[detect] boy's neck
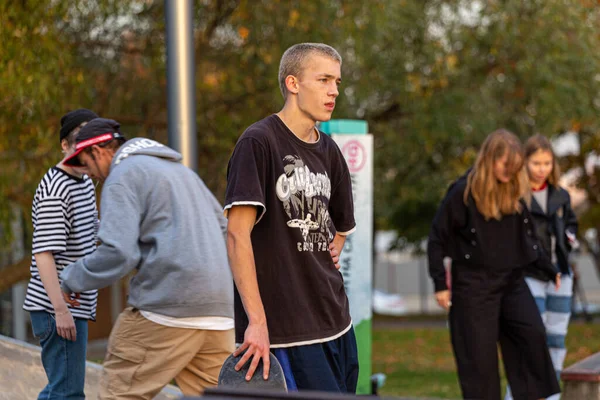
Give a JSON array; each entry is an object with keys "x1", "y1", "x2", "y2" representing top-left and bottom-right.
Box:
[
  {"x1": 57, "y1": 161, "x2": 83, "y2": 179},
  {"x1": 277, "y1": 104, "x2": 319, "y2": 143}
]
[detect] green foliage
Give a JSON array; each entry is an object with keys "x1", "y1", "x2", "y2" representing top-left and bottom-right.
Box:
[
  {"x1": 368, "y1": 0, "x2": 600, "y2": 244},
  {"x1": 1, "y1": 2, "x2": 81, "y2": 243},
  {"x1": 2, "y1": 0, "x2": 600, "y2": 248}
]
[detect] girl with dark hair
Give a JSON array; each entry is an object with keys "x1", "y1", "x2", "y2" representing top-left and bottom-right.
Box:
[{"x1": 505, "y1": 134, "x2": 578, "y2": 400}]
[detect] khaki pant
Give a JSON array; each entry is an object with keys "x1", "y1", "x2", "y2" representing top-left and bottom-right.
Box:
[{"x1": 99, "y1": 307, "x2": 234, "y2": 399}]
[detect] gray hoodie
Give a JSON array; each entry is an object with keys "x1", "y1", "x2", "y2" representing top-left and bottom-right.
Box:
[{"x1": 61, "y1": 138, "x2": 233, "y2": 318}]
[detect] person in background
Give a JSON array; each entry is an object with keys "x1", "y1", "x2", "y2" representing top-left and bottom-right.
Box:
[
  {"x1": 505, "y1": 134, "x2": 578, "y2": 400},
  {"x1": 428, "y1": 129, "x2": 561, "y2": 400},
  {"x1": 23, "y1": 109, "x2": 100, "y2": 400}
]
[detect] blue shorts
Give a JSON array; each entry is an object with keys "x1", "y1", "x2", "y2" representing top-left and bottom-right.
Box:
[{"x1": 273, "y1": 326, "x2": 359, "y2": 393}]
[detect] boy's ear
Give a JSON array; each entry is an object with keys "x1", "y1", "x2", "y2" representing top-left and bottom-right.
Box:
[
  {"x1": 60, "y1": 138, "x2": 70, "y2": 152},
  {"x1": 285, "y1": 75, "x2": 299, "y2": 94}
]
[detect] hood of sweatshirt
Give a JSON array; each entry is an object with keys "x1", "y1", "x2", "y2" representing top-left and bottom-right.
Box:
[{"x1": 112, "y1": 137, "x2": 183, "y2": 169}]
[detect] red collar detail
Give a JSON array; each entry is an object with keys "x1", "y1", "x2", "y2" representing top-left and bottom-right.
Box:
[{"x1": 532, "y1": 181, "x2": 548, "y2": 192}]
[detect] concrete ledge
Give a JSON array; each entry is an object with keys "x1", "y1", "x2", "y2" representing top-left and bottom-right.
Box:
[
  {"x1": 201, "y1": 387, "x2": 434, "y2": 399},
  {"x1": 562, "y1": 352, "x2": 600, "y2": 382},
  {"x1": 0, "y1": 334, "x2": 182, "y2": 399},
  {"x1": 562, "y1": 352, "x2": 600, "y2": 400}
]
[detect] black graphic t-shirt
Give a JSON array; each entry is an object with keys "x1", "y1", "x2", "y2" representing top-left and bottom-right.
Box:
[{"x1": 225, "y1": 114, "x2": 356, "y2": 347}]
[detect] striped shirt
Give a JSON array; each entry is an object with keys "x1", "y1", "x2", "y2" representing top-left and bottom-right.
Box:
[{"x1": 23, "y1": 167, "x2": 99, "y2": 320}]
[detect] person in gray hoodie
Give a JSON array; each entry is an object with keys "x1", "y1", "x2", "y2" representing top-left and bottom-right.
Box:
[{"x1": 60, "y1": 118, "x2": 234, "y2": 399}]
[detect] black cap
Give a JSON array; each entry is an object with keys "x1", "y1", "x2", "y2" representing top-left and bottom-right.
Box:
[
  {"x1": 59, "y1": 109, "x2": 98, "y2": 142},
  {"x1": 63, "y1": 118, "x2": 125, "y2": 167}
]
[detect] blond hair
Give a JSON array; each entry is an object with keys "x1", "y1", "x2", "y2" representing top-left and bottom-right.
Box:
[
  {"x1": 465, "y1": 129, "x2": 529, "y2": 220},
  {"x1": 278, "y1": 43, "x2": 342, "y2": 99},
  {"x1": 524, "y1": 134, "x2": 560, "y2": 186}
]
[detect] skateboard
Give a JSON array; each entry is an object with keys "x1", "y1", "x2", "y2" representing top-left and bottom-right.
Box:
[{"x1": 217, "y1": 349, "x2": 287, "y2": 392}]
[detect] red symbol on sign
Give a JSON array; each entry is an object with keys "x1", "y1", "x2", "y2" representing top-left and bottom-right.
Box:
[{"x1": 342, "y1": 140, "x2": 366, "y2": 173}]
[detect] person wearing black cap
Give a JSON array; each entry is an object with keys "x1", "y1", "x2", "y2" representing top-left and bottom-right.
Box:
[
  {"x1": 60, "y1": 118, "x2": 234, "y2": 398},
  {"x1": 59, "y1": 108, "x2": 99, "y2": 145},
  {"x1": 23, "y1": 108, "x2": 100, "y2": 399}
]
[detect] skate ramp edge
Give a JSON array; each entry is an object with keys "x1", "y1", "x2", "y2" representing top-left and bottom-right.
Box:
[{"x1": 0, "y1": 334, "x2": 182, "y2": 399}]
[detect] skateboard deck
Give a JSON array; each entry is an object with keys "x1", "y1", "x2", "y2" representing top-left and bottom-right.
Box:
[{"x1": 217, "y1": 350, "x2": 287, "y2": 391}]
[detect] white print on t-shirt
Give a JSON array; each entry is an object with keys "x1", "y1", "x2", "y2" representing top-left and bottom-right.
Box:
[{"x1": 275, "y1": 155, "x2": 334, "y2": 252}]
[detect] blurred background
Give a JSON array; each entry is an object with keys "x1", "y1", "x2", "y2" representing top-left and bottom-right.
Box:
[{"x1": 2, "y1": 1, "x2": 600, "y2": 398}]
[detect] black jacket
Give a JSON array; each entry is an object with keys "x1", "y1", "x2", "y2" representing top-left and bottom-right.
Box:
[
  {"x1": 427, "y1": 174, "x2": 557, "y2": 292},
  {"x1": 526, "y1": 184, "x2": 578, "y2": 280}
]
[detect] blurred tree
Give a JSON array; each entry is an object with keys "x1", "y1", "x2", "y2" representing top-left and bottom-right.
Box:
[
  {"x1": 1, "y1": 0, "x2": 599, "y2": 286},
  {"x1": 1, "y1": 2, "x2": 83, "y2": 237},
  {"x1": 365, "y1": 0, "x2": 600, "y2": 247}
]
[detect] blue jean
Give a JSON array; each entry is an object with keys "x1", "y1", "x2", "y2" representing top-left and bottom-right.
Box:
[{"x1": 30, "y1": 311, "x2": 88, "y2": 399}]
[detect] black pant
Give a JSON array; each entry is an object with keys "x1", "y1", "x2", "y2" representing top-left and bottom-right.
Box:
[{"x1": 450, "y1": 266, "x2": 560, "y2": 400}]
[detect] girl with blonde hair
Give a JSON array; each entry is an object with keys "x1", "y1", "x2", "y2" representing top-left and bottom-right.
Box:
[{"x1": 428, "y1": 129, "x2": 561, "y2": 400}]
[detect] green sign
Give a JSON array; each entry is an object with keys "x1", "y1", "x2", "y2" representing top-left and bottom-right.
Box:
[{"x1": 322, "y1": 119, "x2": 373, "y2": 395}]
